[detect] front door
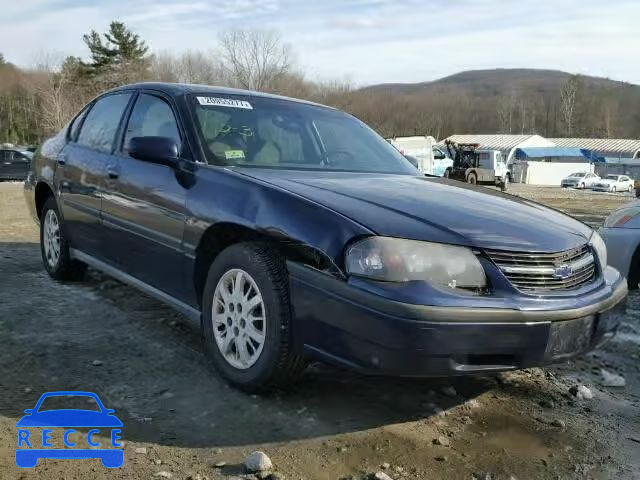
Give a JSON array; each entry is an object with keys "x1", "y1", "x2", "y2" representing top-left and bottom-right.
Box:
[
  {"x1": 56, "y1": 92, "x2": 133, "y2": 258},
  {"x1": 101, "y1": 91, "x2": 191, "y2": 301}
]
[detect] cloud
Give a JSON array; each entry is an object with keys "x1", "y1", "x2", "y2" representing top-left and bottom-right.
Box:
[
  {"x1": 1, "y1": 0, "x2": 639, "y2": 85},
  {"x1": 330, "y1": 16, "x2": 381, "y2": 29}
]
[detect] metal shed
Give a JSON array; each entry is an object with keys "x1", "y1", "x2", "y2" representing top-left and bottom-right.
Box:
[
  {"x1": 514, "y1": 147, "x2": 605, "y2": 163},
  {"x1": 549, "y1": 138, "x2": 640, "y2": 162}
]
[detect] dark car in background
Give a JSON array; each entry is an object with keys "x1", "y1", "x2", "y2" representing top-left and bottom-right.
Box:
[
  {"x1": 24, "y1": 83, "x2": 627, "y2": 391},
  {"x1": 0, "y1": 145, "x2": 32, "y2": 180}
]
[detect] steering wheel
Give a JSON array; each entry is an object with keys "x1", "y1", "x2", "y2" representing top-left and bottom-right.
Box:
[{"x1": 321, "y1": 149, "x2": 355, "y2": 167}]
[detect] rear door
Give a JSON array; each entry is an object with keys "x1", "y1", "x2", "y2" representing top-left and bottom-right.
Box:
[
  {"x1": 56, "y1": 92, "x2": 133, "y2": 258},
  {"x1": 101, "y1": 91, "x2": 191, "y2": 300}
]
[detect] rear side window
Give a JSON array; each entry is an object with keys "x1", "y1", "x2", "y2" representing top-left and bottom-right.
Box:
[
  {"x1": 123, "y1": 93, "x2": 181, "y2": 153},
  {"x1": 68, "y1": 106, "x2": 90, "y2": 142},
  {"x1": 77, "y1": 93, "x2": 132, "y2": 153}
]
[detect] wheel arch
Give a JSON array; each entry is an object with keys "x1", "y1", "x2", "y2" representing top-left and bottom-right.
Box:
[
  {"x1": 627, "y1": 241, "x2": 640, "y2": 289},
  {"x1": 35, "y1": 181, "x2": 56, "y2": 220},
  {"x1": 192, "y1": 221, "x2": 342, "y2": 306}
]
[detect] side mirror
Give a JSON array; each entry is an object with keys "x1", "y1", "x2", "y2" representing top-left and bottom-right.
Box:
[{"x1": 128, "y1": 136, "x2": 179, "y2": 166}]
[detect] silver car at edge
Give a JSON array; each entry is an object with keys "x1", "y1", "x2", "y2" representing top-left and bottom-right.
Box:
[
  {"x1": 600, "y1": 201, "x2": 640, "y2": 289},
  {"x1": 560, "y1": 171, "x2": 600, "y2": 189}
]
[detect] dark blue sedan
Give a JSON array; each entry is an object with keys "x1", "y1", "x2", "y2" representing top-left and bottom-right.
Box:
[{"x1": 25, "y1": 83, "x2": 627, "y2": 391}]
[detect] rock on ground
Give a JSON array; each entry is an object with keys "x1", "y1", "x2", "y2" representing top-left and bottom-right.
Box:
[
  {"x1": 373, "y1": 472, "x2": 393, "y2": 480},
  {"x1": 244, "y1": 451, "x2": 273, "y2": 473}
]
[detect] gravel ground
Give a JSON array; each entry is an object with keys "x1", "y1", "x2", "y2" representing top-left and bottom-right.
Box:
[{"x1": 0, "y1": 182, "x2": 638, "y2": 480}]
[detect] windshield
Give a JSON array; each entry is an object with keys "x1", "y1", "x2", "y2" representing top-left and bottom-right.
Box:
[
  {"x1": 37, "y1": 395, "x2": 100, "y2": 412},
  {"x1": 191, "y1": 95, "x2": 418, "y2": 174},
  {"x1": 571, "y1": 172, "x2": 586, "y2": 177}
]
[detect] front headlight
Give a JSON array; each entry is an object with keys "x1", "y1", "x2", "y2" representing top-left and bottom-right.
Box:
[
  {"x1": 345, "y1": 237, "x2": 486, "y2": 290},
  {"x1": 589, "y1": 231, "x2": 607, "y2": 271}
]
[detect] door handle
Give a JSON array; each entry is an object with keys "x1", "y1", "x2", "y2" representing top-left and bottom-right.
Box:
[
  {"x1": 107, "y1": 170, "x2": 119, "y2": 180},
  {"x1": 57, "y1": 154, "x2": 67, "y2": 166}
]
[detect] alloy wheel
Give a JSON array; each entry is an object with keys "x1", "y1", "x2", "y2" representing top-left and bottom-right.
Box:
[
  {"x1": 212, "y1": 269, "x2": 266, "y2": 370},
  {"x1": 43, "y1": 209, "x2": 61, "y2": 268}
]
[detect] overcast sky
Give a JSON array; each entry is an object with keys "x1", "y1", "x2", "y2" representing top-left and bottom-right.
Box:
[{"x1": 2, "y1": 0, "x2": 639, "y2": 86}]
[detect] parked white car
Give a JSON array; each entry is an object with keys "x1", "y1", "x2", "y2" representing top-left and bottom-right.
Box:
[
  {"x1": 560, "y1": 172, "x2": 600, "y2": 189},
  {"x1": 591, "y1": 175, "x2": 634, "y2": 193}
]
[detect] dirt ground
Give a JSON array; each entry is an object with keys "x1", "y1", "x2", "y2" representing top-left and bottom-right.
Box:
[{"x1": 0, "y1": 182, "x2": 638, "y2": 480}]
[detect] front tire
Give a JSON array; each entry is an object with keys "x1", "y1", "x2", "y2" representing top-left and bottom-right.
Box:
[
  {"x1": 201, "y1": 242, "x2": 306, "y2": 392},
  {"x1": 612, "y1": 186, "x2": 617, "y2": 193},
  {"x1": 500, "y1": 175, "x2": 509, "y2": 192},
  {"x1": 40, "y1": 197, "x2": 86, "y2": 281}
]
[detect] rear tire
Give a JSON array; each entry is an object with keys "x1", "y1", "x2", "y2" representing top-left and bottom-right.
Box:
[
  {"x1": 467, "y1": 172, "x2": 477, "y2": 185},
  {"x1": 40, "y1": 197, "x2": 87, "y2": 281},
  {"x1": 201, "y1": 242, "x2": 306, "y2": 392}
]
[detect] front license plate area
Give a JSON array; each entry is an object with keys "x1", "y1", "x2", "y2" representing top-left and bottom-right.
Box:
[{"x1": 545, "y1": 316, "x2": 595, "y2": 360}]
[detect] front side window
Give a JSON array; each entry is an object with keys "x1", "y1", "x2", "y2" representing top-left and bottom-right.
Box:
[
  {"x1": 77, "y1": 93, "x2": 132, "y2": 153},
  {"x1": 191, "y1": 95, "x2": 417, "y2": 174},
  {"x1": 123, "y1": 93, "x2": 182, "y2": 153}
]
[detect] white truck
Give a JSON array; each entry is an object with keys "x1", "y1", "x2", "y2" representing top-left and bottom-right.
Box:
[
  {"x1": 387, "y1": 136, "x2": 453, "y2": 176},
  {"x1": 443, "y1": 141, "x2": 509, "y2": 191}
]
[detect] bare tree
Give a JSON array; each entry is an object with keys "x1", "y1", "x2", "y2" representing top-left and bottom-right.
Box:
[
  {"x1": 218, "y1": 29, "x2": 292, "y2": 91},
  {"x1": 560, "y1": 76, "x2": 579, "y2": 136},
  {"x1": 31, "y1": 54, "x2": 78, "y2": 134},
  {"x1": 497, "y1": 91, "x2": 516, "y2": 133}
]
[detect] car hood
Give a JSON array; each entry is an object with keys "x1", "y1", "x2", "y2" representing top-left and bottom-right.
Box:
[
  {"x1": 237, "y1": 169, "x2": 593, "y2": 252},
  {"x1": 16, "y1": 410, "x2": 123, "y2": 427}
]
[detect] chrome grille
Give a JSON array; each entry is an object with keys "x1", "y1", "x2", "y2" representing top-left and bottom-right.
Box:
[{"x1": 485, "y1": 245, "x2": 596, "y2": 292}]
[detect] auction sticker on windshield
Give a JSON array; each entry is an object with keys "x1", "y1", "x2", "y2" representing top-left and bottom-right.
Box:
[{"x1": 196, "y1": 96, "x2": 253, "y2": 109}]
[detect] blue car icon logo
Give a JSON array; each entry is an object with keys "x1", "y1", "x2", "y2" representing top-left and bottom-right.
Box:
[{"x1": 15, "y1": 391, "x2": 123, "y2": 468}]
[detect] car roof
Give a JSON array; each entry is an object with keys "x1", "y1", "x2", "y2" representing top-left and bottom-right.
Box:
[{"x1": 106, "y1": 82, "x2": 335, "y2": 110}]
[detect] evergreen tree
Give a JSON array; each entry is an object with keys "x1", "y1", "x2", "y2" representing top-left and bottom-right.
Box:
[{"x1": 82, "y1": 21, "x2": 149, "y2": 71}]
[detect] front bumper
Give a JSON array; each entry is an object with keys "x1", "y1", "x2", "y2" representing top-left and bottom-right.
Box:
[{"x1": 288, "y1": 263, "x2": 627, "y2": 376}]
